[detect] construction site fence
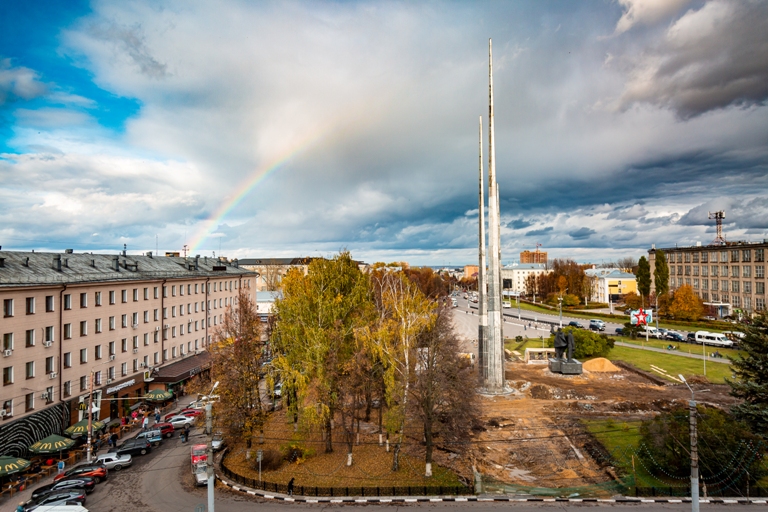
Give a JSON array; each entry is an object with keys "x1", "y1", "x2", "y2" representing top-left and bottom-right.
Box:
[
  {"x1": 635, "y1": 487, "x2": 768, "y2": 498},
  {"x1": 220, "y1": 459, "x2": 473, "y2": 497}
]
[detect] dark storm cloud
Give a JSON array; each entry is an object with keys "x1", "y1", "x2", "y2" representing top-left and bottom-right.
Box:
[
  {"x1": 621, "y1": 0, "x2": 768, "y2": 119},
  {"x1": 679, "y1": 197, "x2": 768, "y2": 229},
  {"x1": 507, "y1": 218, "x2": 533, "y2": 230},
  {"x1": 525, "y1": 226, "x2": 553, "y2": 237},
  {"x1": 569, "y1": 227, "x2": 596, "y2": 240}
]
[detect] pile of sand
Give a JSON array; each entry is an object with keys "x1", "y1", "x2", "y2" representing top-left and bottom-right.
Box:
[{"x1": 583, "y1": 357, "x2": 620, "y2": 372}]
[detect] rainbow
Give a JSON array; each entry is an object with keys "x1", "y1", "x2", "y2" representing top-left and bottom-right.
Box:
[{"x1": 187, "y1": 132, "x2": 322, "y2": 253}]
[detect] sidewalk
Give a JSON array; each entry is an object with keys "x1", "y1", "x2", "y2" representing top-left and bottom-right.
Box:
[
  {"x1": 6, "y1": 394, "x2": 196, "y2": 508},
  {"x1": 614, "y1": 341, "x2": 731, "y2": 364}
]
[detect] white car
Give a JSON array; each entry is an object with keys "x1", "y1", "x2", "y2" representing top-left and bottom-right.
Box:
[
  {"x1": 96, "y1": 452, "x2": 132, "y2": 471},
  {"x1": 167, "y1": 415, "x2": 196, "y2": 429}
]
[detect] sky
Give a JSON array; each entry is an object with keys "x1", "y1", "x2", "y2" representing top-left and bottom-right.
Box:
[{"x1": 0, "y1": 0, "x2": 766, "y2": 267}]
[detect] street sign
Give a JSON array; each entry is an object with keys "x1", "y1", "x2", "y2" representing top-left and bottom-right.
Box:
[
  {"x1": 257, "y1": 449, "x2": 263, "y2": 462},
  {"x1": 630, "y1": 308, "x2": 653, "y2": 325},
  {"x1": 78, "y1": 402, "x2": 88, "y2": 411}
]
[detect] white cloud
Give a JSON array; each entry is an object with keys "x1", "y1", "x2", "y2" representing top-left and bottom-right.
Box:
[{"x1": 614, "y1": 0, "x2": 692, "y2": 34}]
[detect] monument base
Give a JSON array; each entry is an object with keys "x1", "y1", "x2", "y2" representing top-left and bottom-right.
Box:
[{"x1": 548, "y1": 358, "x2": 583, "y2": 375}]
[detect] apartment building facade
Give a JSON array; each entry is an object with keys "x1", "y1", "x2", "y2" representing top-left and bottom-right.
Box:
[
  {"x1": 520, "y1": 250, "x2": 548, "y2": 264},
  {"x1": 648, "y1": 241, "x2": 767, "y2": 317},
  {"x1": 584, "y1": 268, "x2": 638, "y2": 303},
  {"x1": 0, "y1": 250, "x2": 257, "y2": 457},
  {"x1": 501, "y1": 263, "x2": 550, "y2": 294}
]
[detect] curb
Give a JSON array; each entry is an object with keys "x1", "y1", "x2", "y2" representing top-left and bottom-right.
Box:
[{"x1": 215, "y1": 474, "x2": 768, "y2": 505}]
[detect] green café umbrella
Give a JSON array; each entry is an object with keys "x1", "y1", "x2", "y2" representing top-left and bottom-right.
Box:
[
  {"x1": 65, "y1": 419, "x2": 105, "y2": 437},
  {"x1": 28, "y1": 434, "x2": 76, "y2": 454},
  {"x1": 0, "y1": 456, "x2": 31, "y2": 476},
  {"x1": 144, "y1": 389, "x2": 173, "y2": 402}
]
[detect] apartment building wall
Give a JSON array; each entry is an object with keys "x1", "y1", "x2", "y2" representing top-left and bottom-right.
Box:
[
  {"x1": 0, "y1": 251, "x2": 257, "y2": 433},
  {"x1": 649, "y1": 242, "x2": 767, "y2": 315}
]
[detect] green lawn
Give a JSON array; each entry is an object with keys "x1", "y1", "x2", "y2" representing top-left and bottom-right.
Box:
[
  {"x1": 615, "y1": 335, "x2": 743, "y2": 359},
  {"x1": 607, "y1": 345, "x2": 733, "y2": 384}
]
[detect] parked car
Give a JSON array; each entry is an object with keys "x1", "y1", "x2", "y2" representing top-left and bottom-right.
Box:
[
  {"x1": 212, "y1": 432, "x2": 225, "y2": 452},
  {"x1": 30, "y1": 477, "x2": 96, "y2": 499},
  {"x1": 95, "y1": 452, "x2": 132, "y2": 471},
  {"x1": 271, "y1": 382, "x2": 282, "y2": 399},
  {"x1": 694, "y1": 331, "x2": 734, "y2": 347},
  {"x1": 665, "y1": 332, "x2": 685, "y2": 342},
  {"x1": 568, "y1": 321, "x2": 583, "y2": 329},
  {"x1": 164, "y1": 409, "x2": 203, "y2": 422},
  {"x1": 167, "y1": 415, "x2": 196, "y2": 429},
  {"x1": 135, "y1": 428, "x2": 163, "y2": 447},
  {"x1": 687, "y1": 332, "x2": 696, "y2": 342},
  {"x1": 112, "y1": 438, "x2": 152, "y2": 456},
  {"x1": 155, "y1": 421, "x2": 175, "y2": 438},
  {"x1": 614, "y1": 327, "x2": 624, "y2": 335},
  {"x1": 639, "y1": 326, "x2": 663, "y2": 339},
  {"x1": 589, "y1": 319, "x2": 605, "y2": 331},
  {"x1": 53, "y1": 463, "x2": 107, "y2": 483},
  {"x1": 23, "y1": 489, "x2": 86, "y2": 511}
]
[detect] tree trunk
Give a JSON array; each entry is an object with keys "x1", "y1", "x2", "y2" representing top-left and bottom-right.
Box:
[{"x1": 325, "y1": 416, "x2": 333, "y2": 453}]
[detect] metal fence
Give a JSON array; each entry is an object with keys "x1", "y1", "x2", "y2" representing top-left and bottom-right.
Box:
[
  {"x1": 635, "y1": 487, "x2": 768, "y2": 498},
  {"x1": 219, "y1": 460, "x2": 473, "y2": 497}
]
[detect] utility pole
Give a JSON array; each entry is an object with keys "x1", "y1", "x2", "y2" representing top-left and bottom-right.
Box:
[
  {"x1": 558, "y1": 296, "x2": 563, "y2": 328},
  {"x1": 86, "y1": 371, "x2": 94, "y2": 463},
  {"x1": 679, "y1": 375, "x2": 701, "y2": 512},
  {"x1": 206, "y1": 381, "x2": 219, "y2": 512}
]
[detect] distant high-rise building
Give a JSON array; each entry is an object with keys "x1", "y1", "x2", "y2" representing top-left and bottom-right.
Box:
[{"x1": 520, "y1": 250, "x2": 547, "y2": 264}]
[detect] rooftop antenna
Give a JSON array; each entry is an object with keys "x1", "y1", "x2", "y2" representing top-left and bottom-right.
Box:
[
  {"x1": 708, "y1": 210, "x2": 726, "y2": 245},
  {"x1": 183, "y1": 245, "x2": 189, "y2": 258}
]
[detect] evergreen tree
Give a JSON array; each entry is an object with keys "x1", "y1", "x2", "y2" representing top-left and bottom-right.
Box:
[
  {"x1": 728, "y1": 313, "x2": 768, "y2": 437},
  {"x1": 636, "y1": 256, "x2": 651, "y2": 301},
  {"x1": 654, "y1": 250, "x2": 669, "y2": 297}
]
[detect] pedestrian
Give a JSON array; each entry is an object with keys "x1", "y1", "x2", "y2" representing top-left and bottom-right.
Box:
[
  {"x1": 142, "y1": 415, "x2": 149, "y2": 430},
  {"x1": 110, "y1": 432, "x2": 119, "y2": 447},
  {"x1": 155, "y1": 407, "x2": 161, "y2": 424},
  {"x1": 17, "y1": 501, "x2": 25, "y2": 512},
  {"x1": 287, "y1": 477, "x2": 295, "y2": 496},
  {"x1": 182, "y1": 423, "x2": 190, "y2": 443}
]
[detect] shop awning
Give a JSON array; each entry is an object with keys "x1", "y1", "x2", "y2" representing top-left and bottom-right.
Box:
[{"x1": 153, "y1": 352, "x2": 211, "y2": 385}]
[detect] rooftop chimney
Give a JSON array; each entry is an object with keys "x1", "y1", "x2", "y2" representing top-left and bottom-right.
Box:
[
  {"x1": 122, "y1": 244, "x2": 127, "y2": 257},
  {"x1": 112, "y1": 256, "x2": 120, "y2": 272},
  {"x1": 53, "y1": 255, "x2": 61, "y2": 271},
  {"x1": 64, "y1": 249, "x2": 73, "y2": 254},
  {"x1": 91, "y1": 259, "x2": 96, "y2": 268},
  {"x1": 23, "y1": 257, "x2": 29, "y2": 267},
  {"x1": 195, "y1": 255, "x2": 199, "y2": 271},
  {"x1": 63, "y1": 258, "x2": 68, "y2": 268},
  {"x1": 146, "y1": 252, "x2": 153, "y2": 258}
]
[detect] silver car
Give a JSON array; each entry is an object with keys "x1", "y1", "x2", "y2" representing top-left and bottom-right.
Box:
[{"x1": 96, "y1": 452, "x2": 132, "y2": 471}]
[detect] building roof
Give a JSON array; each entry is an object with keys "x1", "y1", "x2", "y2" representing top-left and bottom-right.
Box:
[
  {"x1": 0, "y1": 250, "x2": 256, "y2": 287},
  {"x1": 153, "y1": 351, "x2": 211, "y2": 384},
  {"x1": 584, "y1": 268, "x2": 636, "y2": 279},
  {"x1": 256, "y1": 291, "x2": 283, "y2": 302},
  {"x1": 502, "y1": 263, "x2": 547, "y2": 270},
  {"x1": 238, "y1": 257, "x2": 314, "y2": 266}
]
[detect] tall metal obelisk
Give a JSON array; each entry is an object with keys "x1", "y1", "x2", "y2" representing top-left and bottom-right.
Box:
[
  {"x1": 477, "y1": 116, "x2": 487, "y2": 385},
  {"x1": 485, "y1": 38, "x2": 505, "y2": 393}
]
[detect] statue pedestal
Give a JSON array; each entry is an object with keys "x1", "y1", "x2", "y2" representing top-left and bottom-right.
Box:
[
  {"x1": 560, "y1": 360, "x2": 583, "y2": 375},
  {"x1": 548, "y1": 358, "x2": 583, "y2": 375}
]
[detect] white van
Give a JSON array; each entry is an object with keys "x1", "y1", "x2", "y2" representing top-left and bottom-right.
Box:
[
  {"x1": 694, "y1": 331, "x2": 733, "y2": 347},
  {"x1": 639, "y1": 326, "x2": 662, "y2": 339}
]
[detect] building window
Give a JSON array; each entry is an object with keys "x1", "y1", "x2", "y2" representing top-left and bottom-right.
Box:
[
  {"x1": 757, "y1": 282, "x2": 765, "y2": 295},
  {"x1": 685, "y1": 266, "x2": 690, "y2": 276},
  {"x1": 144, "y1": 311, "x2": 149, "y2": 323},
  {"x1": 3, "y1": 299, "x2": 13, "y2": 318},
  {"x1": 94, "y1": 371, "x2": 102, "y2": 386},
  {"x1": 757, "y1": 265, "x2": 765, "y2": 278},
  {"x1": 172, "y1": 327, "x2": 176, "y2": 338},
  {"x1": 702, "y1": 279, "x2": 708, "y2": 290},
  {"x1": 144, "y1": 333, "x2": 149, "y2": 346},
  {"x1": 195, "y1": 284, "x2": 199, "y2": 294},
  {"x1": 154, "y1": 286, "x2": 159, "y2": 299},
  {"x1": 122, "y1": 338, "x2": 127, "y2": 352},
  {"x1": 44, "y1": 295, "x2": 54, "y2": 312},
  {"x1": 133, "y1": 359, "x2": 138, "y2": 372},
  {"x1": 712, "y1": 280, "x2": 718, "y2": 291},
  {"x1": 95, "y1": 345, "x2": 102, "y2": 360},
  {"x1": 63, "y1": 323, "x2": 72, "y2": 339},
  {"x1": 133, "y1": 288, "x2": 139, "y2": 302},
  {"x1": 693, "y1": 266, "x2": 699, "y2": 276},
  {"x1": 64, "y1": 352, "x2": 71, "y2": 368},
  {"x1": 26, "y1": 361, "x2": 34, "y2": 379},
  {"x1": 143, "y1": 355, "x2": 148, "y2": 367},
  {"x1": 744, "y1": 282, "x2": 752, "y2": 294},
  {"x1": 172, "y1": 306, "x2": 176, "y2": 318},
  {"x1": 109, "y1": 316, "x2": 115, "y2": 330},
  {"x1": 163, "y1": 286, "x2": 167, "y2": 298},
  {"x1": 757, "y1": 298, "x2": 765, "y2": 311},
  {"x1": 25, "y1": 297, "x2": 35, "y2": 314},
  {"x1": 95, "y1": 291, "x2": 102, "y2": 306},
  {"x1": 80, "y1": 321, "x2": 87, "y2": 336},
  {"x1": 121, "y1": 290, "x2": 127, "y2": 303},
  {"x1": 109, "y1": 341, "x2": 115, "y2": 356},
  {"x1": 109, "y1": 291, "x2": 115, "y2": 305},
  {"x1": 133, "y1": 336, "x2": 139, "y2": 350},
  {"x1": 121, "y1": 362, "x2": 128, "y2": 376},
  {"x1": 80, "y1": 375, "x2": 87, "y2": 391},
  {"x1": 163, "y1": 349, "x2": 168, "y2": 361},
  {"x1": 154, "y1": 331, "x2": 159, "y2": 343},
  {"x1": 80, "y1": 348, "x2": 87, "y2": 364},
  {"x1": 25, "y1": 329, "x2": 34, "y2": 347},
  {"x1": 3, "y1": 367, "x2": 12, "y2": 385},
  {"x1": 95, "y1": 318, "x2": 102, "y2": 333},
  {"x1": 63, "y1": 294, "x2": 71, "y2": 310},
  {"x1": 80, "y1": 293, "x2": 87, "y2": 308},
  {"x1": 731, "y1": 250, "x2": 739, "y2": 262},
  {"x1": 732, "y1": 266, "x2": 740, "y2": 278},
  {"x1": 154, "y1": 352, "x2": 159, "y2": 364},
  {"x1": 45, "y1": 326, "x2": 53, "y2": 343},
  {"x1": 756, "y1": 249, "x2": 765, "y2": 263},
  {"x1": 744, "y1": 266, "x2": 752, "y2": 278},
  {"x1": 693, "y1": 279, "x2": 699, "y2": 289},
  {"x1": 701, "y1": 252, "x2": 709, "y2": 263},
  {"x1": 121, "y1": 314, "x2": 127, "y2": 328},
  {"x1": 743, "y1": 250, "x2": 751, "y2": 262},
  {"x1": 45, "y1": 356, "x2": 54, "y2": 374},
  {"x1": 172, "y1": 285, "x2": 176, "y2": 297},
  {"x1": 711, "y1": 265, "x2": 718, "y2": 276},
  {"x1": 108, "y1": 366, "x2": 115, "y2": 381},
  {"x1": 132, "y1": 312, "x2": 138, "y2": 326},
  {"x1": 693, "y1": 253, "x2": 699, "y2": 263},
  {"x1": 180, "y1": 285, "x2": 184, "y2": 296},
  {"x1": 25, "y1": 393, "x2": 34, "y2": 411},
  {"x1": 63, "y1": 381, "x2": 71, "y2": 397},
  {"x1": 701, "y1": 292, "x2": 709, "y2": 301},
  {"x1": 163, "y1": 308, "x2": 168, "y2": 319},
  {"x1": 172, "y1": 347, "x2": 177, "y2": 358},
  {"x1": 732, "y1": 296, "x2": 741, "y2": 307},
  {"x1": 154, "y1": 309, "x2": 159, "y2": 321}
]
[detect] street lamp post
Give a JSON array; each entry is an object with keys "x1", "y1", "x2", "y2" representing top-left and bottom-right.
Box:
[
  {"x1": 679, "y1": 375, "x2": 708, "y2": 512},
  {"x1": 517, "y1": 293, "x2": 520, "y2": 320},
  {"x1": 558, "y1": 296, "x2": 563, "y2": 328},
  {"x1": 206, "y1": 381, "x2": 220, "y2": 512}
]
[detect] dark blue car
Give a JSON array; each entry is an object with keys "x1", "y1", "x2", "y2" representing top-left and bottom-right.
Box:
[{"x1": 666, "y1": 332, "x2": 685, "y2": 342}]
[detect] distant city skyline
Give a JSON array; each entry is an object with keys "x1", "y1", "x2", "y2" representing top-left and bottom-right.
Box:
[{"x1": 1, "y1": 0, "x2": 766, "y2": 265}]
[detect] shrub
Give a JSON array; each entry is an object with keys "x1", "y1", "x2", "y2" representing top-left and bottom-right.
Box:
[
  {"x1": 281, "y1": 442, "x2": 314, "y2": 464},
  {"x1": 546, "y1": 327, "x2": 614, "y2": 359},
  {"x1": 252, "y1": 448, "x2": 283, "y2": 471}
]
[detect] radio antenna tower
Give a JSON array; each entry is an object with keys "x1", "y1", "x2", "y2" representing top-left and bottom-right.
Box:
[{"x1": 708, "y1": 210, "x2": 726, "y2": 245}]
